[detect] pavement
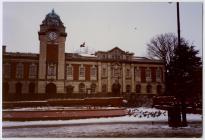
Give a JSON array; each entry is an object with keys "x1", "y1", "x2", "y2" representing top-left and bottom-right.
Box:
[{"x1": 2, "y1": 121, "x2": 202, "y2": 138}]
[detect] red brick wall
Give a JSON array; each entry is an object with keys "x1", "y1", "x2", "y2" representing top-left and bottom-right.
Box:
[
  {"x1": 85, "y1": 65, "x2": 91, "y2": 81},
  {"x1": 72, "y1": 64, "x2": 79, "y2": 80},
  {"x1": 47, "y1": 45, "x2": 58, "y2": 62}
]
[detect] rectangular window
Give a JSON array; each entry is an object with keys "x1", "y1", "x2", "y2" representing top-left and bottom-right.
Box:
[
  {"x1": 79, "y1": 67, "x2": 85, "y2": 77},
  {"x1": 16, "y1": 63, "x2": 24, "y2": 79},
  {"x1": 146, "y1": 69, "x2": 151, "y2": 78},
  {"x1": 66, "y1": 65, "x2": 73, "y2": 76},
  {"x1": 146, "y1": 68, "x2": 151, "y2": 82},
  {"x1": 91, "y1": 67, "x2": 96, "y2": 77},
  {"x1": 48, "y1": 64, "x2": 56, "y2": 76},
  {"x1": 102, "y1": 68, "x2": 106, "y2": 77},
  {"x1": 29, "y1": 64, "x2": 37, "y2": 79},
  {"x1": 126, "y1": 69, "x2": 130, "y2": 77},
  {"x1": 4, "y1": 63, "x2": 11, "y2": 79},
  {"x1": 156, "y1": 68, "x2": 161, "y2": 81},
  {"x1": 135, "y1": 68, "x2": 140, "y2": 78}
]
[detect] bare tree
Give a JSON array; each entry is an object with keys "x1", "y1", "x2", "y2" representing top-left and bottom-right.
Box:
[{"x1": 147, "y1": 33, "x2": 178, "y2": 69}]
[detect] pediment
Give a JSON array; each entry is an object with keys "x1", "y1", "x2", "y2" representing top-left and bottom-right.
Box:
[{"x1": 108, "y1": 47, "x2": 125, "y2": 54}]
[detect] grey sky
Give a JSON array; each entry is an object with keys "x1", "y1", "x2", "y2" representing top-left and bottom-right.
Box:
[{"x1": 3, "y1": 2, "x2": 202, "y2": 57}]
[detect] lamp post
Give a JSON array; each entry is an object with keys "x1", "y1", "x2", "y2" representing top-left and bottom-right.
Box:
[{"x1": 176, "y1": 2, "x2": 187, "y2": 127}]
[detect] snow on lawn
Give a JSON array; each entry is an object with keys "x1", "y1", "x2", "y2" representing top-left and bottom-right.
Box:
[{"x1": 3, "y1": 107, "x2": 202, "y2": 128}]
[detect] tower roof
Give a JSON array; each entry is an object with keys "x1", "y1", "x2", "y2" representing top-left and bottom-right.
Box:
[{"x1": 42, "y1": 9, "x2": 63, "y2": 27}]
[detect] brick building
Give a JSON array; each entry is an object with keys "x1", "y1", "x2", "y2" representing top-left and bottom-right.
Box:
[{"x1": 3, "y1": 10, "x2": 165, "y2": 101}]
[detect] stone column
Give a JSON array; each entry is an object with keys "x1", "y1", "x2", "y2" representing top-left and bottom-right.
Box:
[
  {"x1": 98, "y1": 62, "x2": 102, "y2": 92},
  {"x1": 38, "y1": 36, "x2": 47, "y2": 94},
  {"x1": 122, "y1": 63, "x2": 126, "y2": 93},
  {"x1": 107, "y1": 63, "x2": 111, "y2": 92},
  {"x1": 58, "y1": 40, "x2": 65, "y2": 80},
  {"x1": 38, "y1": 39, "x2": 47, "y2": 80},
  {"x1": 131, "y1": 64, "x2": 135, "y2": 92}
]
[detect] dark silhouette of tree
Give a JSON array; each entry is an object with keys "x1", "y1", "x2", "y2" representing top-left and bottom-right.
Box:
[
  {"x1": 168, "y1": 45, "x2": 201, "y2": 97},
  {"x1": 168, "y1": 45, "x2": 201, "y2": 126}
]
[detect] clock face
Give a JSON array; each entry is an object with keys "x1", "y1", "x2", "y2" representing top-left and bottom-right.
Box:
[{"x1": 48, "y1": 32, "x2": 57, "y2": 40}]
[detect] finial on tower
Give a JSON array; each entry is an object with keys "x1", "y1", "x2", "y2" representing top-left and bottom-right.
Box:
[{"x1": 52, "y1": 8, "x2": 55, "y2": 14}]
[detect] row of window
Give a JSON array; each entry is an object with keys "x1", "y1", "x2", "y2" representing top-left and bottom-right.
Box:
[
  {"x1": 4, "y1": 63, "x2": 162, "y2": 82},
  {"x1": 98, "y1": 52, "x2": 131, "y2": 60},
  {"x1": 102, "y1": 67, "x2": 162, "y2": 80},
  {"x1": 4, "y1": 63, "x2": 37, "y2": 79},
  {"x1": 67, "y1": 83, "x2": 162, "y2": 94},
  {"x1": 66, "y1": 65, "x2": 97, "y2": 78}
]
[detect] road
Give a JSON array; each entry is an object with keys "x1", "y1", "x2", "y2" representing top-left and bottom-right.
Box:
[{"x1": 3, "y1": 121, "x2": 202, "y2": 138}]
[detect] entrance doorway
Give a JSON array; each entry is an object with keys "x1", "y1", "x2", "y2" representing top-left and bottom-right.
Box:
[
  {"x1": 112, "y1": 83, "x2": 121, "y2": 96},
  {"x1": 46, "y1": 83, "x2": 57, "y2": 98}
]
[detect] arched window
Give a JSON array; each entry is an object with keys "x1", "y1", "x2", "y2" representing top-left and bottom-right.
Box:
[
  {"x1": 102, "y1": 84, "x2": 107, "y2": 93},
  {"x1": 66, "y1": 85, "x2": 74, "y2": 94},
  {"x1": 126, "y1": 85, "x2": 131, "y2": 93},
  {"x1": 90, "y1": 83, "x2": 96, "y2": 93},
  {"x1": 29, "y1": 82, "x2": 35, "y2": 94},
  {"x1": 157, "y1": 85, "x2": 162, "y2": 94},
  {"x1": 79, "y1": 83, "x2": 85, "y2": 93},
  {"x1": 136, "y1": 84, "x2": 141, "y2": 93},
  {"x1": 146, "y1": 84, "x2": 152, "y2": 93}
]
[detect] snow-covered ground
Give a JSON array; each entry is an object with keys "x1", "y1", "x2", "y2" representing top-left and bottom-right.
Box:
[
  {"x1": 3, "y1": 107, "x2": 202, "y2": 128},
  {"x1": 3, "y1": 107, "x2": 202, "y2": 137}
]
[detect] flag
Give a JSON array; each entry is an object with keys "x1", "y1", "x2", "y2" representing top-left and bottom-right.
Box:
[{"x1": 80, "y1": 42, "x2": 85, "y2": 47}]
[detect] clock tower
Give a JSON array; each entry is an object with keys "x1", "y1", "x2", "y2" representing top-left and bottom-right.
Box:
[{"x1": 38, "y1": 9, "x2": 67, "y2": 96}]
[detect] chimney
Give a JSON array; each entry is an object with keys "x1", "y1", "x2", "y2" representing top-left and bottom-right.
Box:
[{"x1": 3, "y1": 45, "x2": 6, "y2": 53}]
